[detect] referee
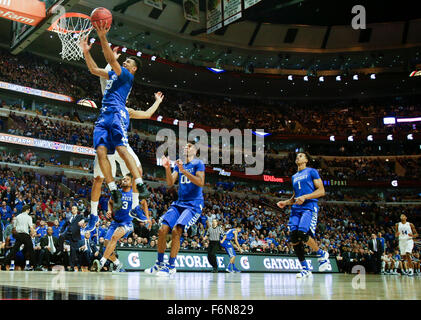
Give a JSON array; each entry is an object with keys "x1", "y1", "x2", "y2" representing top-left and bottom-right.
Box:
[
  {"x1": 205, "y1": 219, "x2": 224, "y2": 273},
  {"x1": 5, "y1": 205, "x2": 35, "y2": 271}
]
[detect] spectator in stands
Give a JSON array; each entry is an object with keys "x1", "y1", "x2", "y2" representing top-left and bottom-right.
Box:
[
  {"x1": 0, "y1": 201, "x2": 12, "y2": 225},
  {"x1": 36, "y1": 220, "x2": 48, "y2": 239}
]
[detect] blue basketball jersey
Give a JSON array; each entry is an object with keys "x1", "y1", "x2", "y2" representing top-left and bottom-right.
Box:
[
  {"x1": 101, "y1": 67, "x2": 134, "y2": 113},
  {"x1": 174, "y1": 158, "x2": 205, "y2": 202},
  {"x1": 113, "y1": 189, "x2": 133, "y2": 223},
  {"x1": 291, "y1": 167, "x2": 321, "y2": 210},
  {"x1": 221, "y1": 228, "x2": 236, "y2": 246}
]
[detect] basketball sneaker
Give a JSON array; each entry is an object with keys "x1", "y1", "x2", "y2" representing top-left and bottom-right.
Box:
[
  {"x1": 156, "y1": 263, "x2": 176, "y2": 276},
  {"x1": 226, "y1": 264, "x2": 234, "y2": 273},
  {"x1": 112, "y1": 261, "x2": 126, "y2": 273},
  {"x1": 24, "y1": 265, "x2": 33, "y2": 271},
  {"x1": 137, "y1": 183, "x2": 150, "y2": 200},
  {"x1": 129, "y1": 205, "x2": 149, "y2": 223},
  {"x1": 318, "y1": 251, "x2": 331, "y2": 272},
  {"x1": 92, "y1": 259, "x2": 100, "y2": 272},
  {"x1": 9, "y1": 263, "x2": 15, "y2": 271},
  {"x1": 296, "y1": 270, "x2": 312, "y2": 279},
  {"x1": 111, "y1": 189, "x2": 123, "y2": 211},
  {"x1": 112, "y1": 262, "x2": 125, "y2": 273},
  {"x1": 144, "y1": 261, "x2": 161, "y2": 275},
  {"x1": 233, "y1": 266, "x2": 241, "y2": 273}
]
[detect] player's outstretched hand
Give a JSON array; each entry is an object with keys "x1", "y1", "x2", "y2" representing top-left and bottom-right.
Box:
[
  {"x1": 80, "y1": 36, "x2": 92, "y2": 53},
  {"x1": 176, "y1": 159, "x2": 184, "y2": 172},
  {"x1": 95, "y1": 20, "x2": 111, "y2": 38},
  {"x1": 161, "y1": 155, "x2": 171, "y2": 169},
  {"x1": 154, "y1": 91, "x2": 164, "y2": 103},
  {"x1": 112, "y1": 46, "x2": 121, "y2": 60}
]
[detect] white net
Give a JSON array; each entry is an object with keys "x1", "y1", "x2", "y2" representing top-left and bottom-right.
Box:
[{"x1": 52, "y1": 14, "x2": 93, "y2": 61}]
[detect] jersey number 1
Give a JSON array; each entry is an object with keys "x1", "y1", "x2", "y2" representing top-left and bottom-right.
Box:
[{"x1": 298, "y1": 181, "x2": 301, "y2": 190}]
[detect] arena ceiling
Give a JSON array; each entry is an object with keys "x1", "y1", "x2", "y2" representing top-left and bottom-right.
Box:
[{"x1": 0, "y1": 0, "x2": 421, "y2": 100}]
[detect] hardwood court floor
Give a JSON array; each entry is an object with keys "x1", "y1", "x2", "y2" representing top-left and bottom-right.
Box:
[{"x1": 0, "y1": 271, "x2": 420, "y2": 300}]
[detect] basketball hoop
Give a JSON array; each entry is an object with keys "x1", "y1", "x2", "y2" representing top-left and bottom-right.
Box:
[{"x1": 48, "y1": 12, "x2": 93, "y2": 61}]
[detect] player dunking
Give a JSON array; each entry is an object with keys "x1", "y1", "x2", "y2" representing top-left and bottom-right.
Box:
[
  {"x1": 90, "y1": 46, "x2": 164, "y2": 220},
  {"x1": 395, "y1": 214, "x2": 418, "y2": 276},
  {"x1": 277, "y1": 152, "x2": 330, "y2": 279},
  {"x1": 145, "y1": 141, "x2": 205, "y2": 276},
  {"x1": 80, "y1": 23, "x2": 147, "y2": 212}
]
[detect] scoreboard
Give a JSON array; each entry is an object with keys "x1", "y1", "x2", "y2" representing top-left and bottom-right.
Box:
[{"x1": 207, "y1": 0, "x2": 262, "y2": 34}]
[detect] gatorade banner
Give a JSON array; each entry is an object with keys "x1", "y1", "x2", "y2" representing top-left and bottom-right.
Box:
[
  {"x1": 244, "y1": 0, "x2": 261, "y2": 9},
  {"x1": 223, "y1": 0, "x2": 242, "y2": 26},
  {"x1": 144, "y1": 0, "x2": 163, "y2": 10},
  {"x1": 117, "y1": 249, "x2": 339, "y2": 273},
  {"x1": 206, "y1": 0, "x2": 223, "y2": 33},
  {"x1": 0, "y1": 0, "x2": 46, "y2": 26},
  {"x1": 183, "y1": 0, "x2": 200, "y2": 23}
]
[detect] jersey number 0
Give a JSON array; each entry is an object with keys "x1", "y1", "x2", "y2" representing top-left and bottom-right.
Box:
[{"x1": 180, "y1": 175, "x2": 191, "y2": 184}]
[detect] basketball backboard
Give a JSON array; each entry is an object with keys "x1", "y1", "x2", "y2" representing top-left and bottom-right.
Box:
[{"x1": 10, "y1": 0, "x2": 79, "y2": 54}]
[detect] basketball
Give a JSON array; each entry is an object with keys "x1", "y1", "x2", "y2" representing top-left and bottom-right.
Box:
[{"x1": 90, "y1": 7, "x2": 113, "y2": 29}]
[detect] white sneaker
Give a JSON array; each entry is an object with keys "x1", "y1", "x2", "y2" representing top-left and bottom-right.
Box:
[
  {"x1": 318, "y1": 251, "x2": 331, "y2": 272},
  {"x1": 296, "y1": 270, "x2": 312, "y2": 279},
  {"x1": 144, "y1": 262, "x2": 161, "y2": 275},
  {"x1": 156, "y1": 264, "x2": 176, "y2": 277}
]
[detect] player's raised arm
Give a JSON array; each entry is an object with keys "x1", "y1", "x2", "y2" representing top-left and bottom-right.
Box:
[
  {"x1": 80, "y1": 36, "x2": 110, "y2": 79},
  {"x1": 95, "y1": 21, "x2": 122, "y2": 76},
  {"x1": 162, "y1": 156, "x2": 178, "y2": 187},
  {"x1": 128, "y1": 92, "x2": 164, "y2": 119}
]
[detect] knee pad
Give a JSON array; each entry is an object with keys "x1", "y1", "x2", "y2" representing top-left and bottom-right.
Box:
[
  {"x1": 297, "y1": 230, "x2": 309, "y2": 243},
  {"x1": 290, "y1": 230, "x2": 299, "y2": 243},
  {"x1": 293, "y1": 242, "x2": 305, "y2": 261}
]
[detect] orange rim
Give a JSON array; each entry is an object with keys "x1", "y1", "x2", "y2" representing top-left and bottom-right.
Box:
[{"x1": 48, "y1": 12, "x2": 93, "y2": 34}]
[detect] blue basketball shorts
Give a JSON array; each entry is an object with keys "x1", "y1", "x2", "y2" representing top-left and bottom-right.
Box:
[
  {"x1": 159, "y1": 200, "x2": 204, "y2": 232},
  {"x1": 221, "y1": 242, "x2": 236, "y2": 258},
  {"x1": 288, "y1": 205, "x2": 318, "y2": 237},
  {"x1": 93, "y1": 108, "x2": 129, "y2": 154},
  {"x1": 105, "y1": 220, "x2": 133, "y2": 241}
]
